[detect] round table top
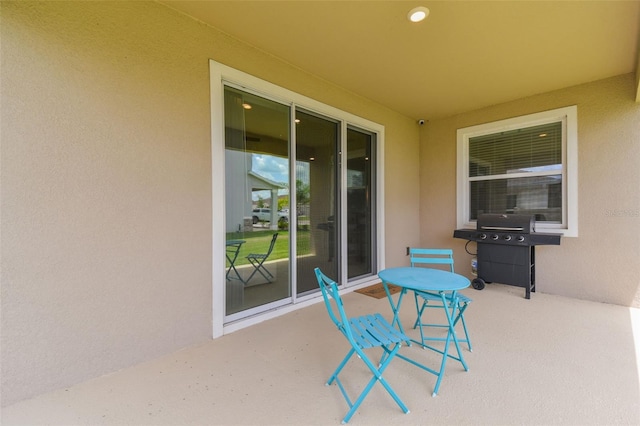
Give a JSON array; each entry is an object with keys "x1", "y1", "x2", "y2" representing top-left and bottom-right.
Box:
[{"x1": 378, "y1": 266, "x2": 470, "y2": 292}]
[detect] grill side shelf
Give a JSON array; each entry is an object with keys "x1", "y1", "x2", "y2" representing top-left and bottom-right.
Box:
[
  {"x1": 453, "y1": 229, "x2": 477, "y2": 240},
  {"x1": 453, "y1": 229, "x2": 561, "y2": 246},
  {"x1": 528, "y1": 232, "x2": 561, "y2": 245}
]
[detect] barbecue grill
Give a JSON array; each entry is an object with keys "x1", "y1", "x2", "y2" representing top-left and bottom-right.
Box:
[{"x1": 453, "y1": 214, "x2": 561, "y2": 299}]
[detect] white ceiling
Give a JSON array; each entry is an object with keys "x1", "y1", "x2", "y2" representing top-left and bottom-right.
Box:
[{"x1": 162, "y1": 1, "x2": 640, "y2": 120}]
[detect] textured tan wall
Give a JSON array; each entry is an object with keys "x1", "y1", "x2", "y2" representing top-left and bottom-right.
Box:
[
  {"x1": 636, "y1": 44, "x2": 640, "y2": 101},
  {"x1": 421, "y1": 74, "x2": 640, "y2": 307},
  {"x1": 0, "y1": 2, "x2": 419, "y2": 405}
]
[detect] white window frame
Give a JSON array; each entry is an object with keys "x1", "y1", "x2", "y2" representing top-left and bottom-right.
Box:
[
  {"x1": 210, "y1": 60, "x2": 385, "y2": 338},
  {"x1": 456, "y1": 106, "x2": 578, "y2": 237}
]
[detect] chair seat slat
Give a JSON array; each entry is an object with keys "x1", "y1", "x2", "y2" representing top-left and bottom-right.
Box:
[
  {"x1": 355, "y1": 315, "x2": 390, "y2": 347},
  {"x1": 365, "y1": 314, "x2": 403, "y2": 345},
  {"x1": 349, "y1": 318, "x2": 375, "y2": 348}
]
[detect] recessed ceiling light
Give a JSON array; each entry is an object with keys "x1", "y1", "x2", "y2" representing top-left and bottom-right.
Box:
[
  {"x1": 242, "y1": 103, "x2": 252, "y2": 110},
  {"x1": 408, "y1": 6, "x2": 430, "y2": 23}
]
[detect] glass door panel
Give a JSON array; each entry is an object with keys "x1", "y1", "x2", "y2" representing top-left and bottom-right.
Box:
[
  {"x1": 347, "y1": 127, "x2": 376, "y2": 279},
  {"x1": 295, "y1": 110, "x2": 340, "y2": 293},
  {"x1": 224, "y1": 86, "x2": 291, "y2": 318}
]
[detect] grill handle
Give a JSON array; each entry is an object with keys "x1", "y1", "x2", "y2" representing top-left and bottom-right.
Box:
[{"x1": 480, "y1": 226, "x2": 525, "y2": 231}]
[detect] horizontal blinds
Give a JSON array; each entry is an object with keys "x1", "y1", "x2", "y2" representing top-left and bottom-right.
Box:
[{"x1": 469, "y1": 122, "x2": 562, "y2": 177}]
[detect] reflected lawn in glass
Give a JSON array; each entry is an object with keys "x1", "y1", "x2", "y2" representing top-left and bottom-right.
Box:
[{"x1": 226, "y1": 230, "x2": 310, "y2": 267}]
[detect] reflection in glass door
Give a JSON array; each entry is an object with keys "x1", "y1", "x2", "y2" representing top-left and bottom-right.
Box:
[
  {"x1": 223, "y1": 86, "x2": 291, "y2": 319},
  {"x1": 347, "y1": 128, "x2": 376, "y2": 278},
  {"x1": 212, "y1": 61, "x2": 385, "y2": 333},
  {"x1": 295, "y1": 110, "x2": 340, "y2": 294}
]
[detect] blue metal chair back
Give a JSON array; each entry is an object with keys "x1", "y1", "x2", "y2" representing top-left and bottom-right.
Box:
[
  {"x1": 264, "y1": 232, "x2": 278, "y2": 256},
  {"x1": 315, "y1": 268, "x2": 351, "y2": 342},
  {"x1": 410, "y1": 248, "x2": 454, "y2": 272}
]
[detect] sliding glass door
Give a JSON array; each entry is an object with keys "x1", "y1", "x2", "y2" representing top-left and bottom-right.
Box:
[
  {"x1": 224, "y1": 86, "x2": 291, "y2": 319},
  {"x1": 347, "y1": 127, "x2": 376, "y2": 278},
  {"x1": 218, "y1": 74, "x2": 379, "y2": 324},
  {"x1": 295, "y1": 110, "x2": 340, "y2": 294}
]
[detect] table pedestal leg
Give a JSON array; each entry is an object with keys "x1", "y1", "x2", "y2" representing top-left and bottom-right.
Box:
[{"x1": 381, "y1": 282, "x2": 411, "y2": 345}]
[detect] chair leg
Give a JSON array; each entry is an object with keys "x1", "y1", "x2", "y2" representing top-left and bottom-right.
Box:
[
  {"x1": 447, "y1": 302, "x2": 472, "y2": 351},
  {"x1": 416, "y1": 301, "x2": 429, "y2": 345},
  {"x1": 414, "y1": 299, "x2": 472, "y2": 351},
  {"x1": 413, "y1": 292, "x2": 421, "y2": 329},
  {"x1": 457, "y1": 304, "x2": 472, "y2": 351},
  {"x1": 344, "y1": 345, "x2": 409, "y2": 423},
  {"x1": 329, "y1": 345, "x2": 409, "y2": 424},
  {"x1": 327, "y1": 348, "x2": 356, "y2": 387},
  {"x1": 375, "y1": 345, "x2": 411, "y2": 415},
  {"x1": 245, "y1": 257, "x2": 274, "y2": 284}
]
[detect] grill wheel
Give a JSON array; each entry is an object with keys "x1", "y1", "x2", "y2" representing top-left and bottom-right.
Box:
[{"x1": 471, "y1": 278, "x2": 486, "y2": 290}]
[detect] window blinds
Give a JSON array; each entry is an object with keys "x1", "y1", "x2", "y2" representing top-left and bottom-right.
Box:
[{"x1": 469, "y1": 122, "x2": 562, "y2": 178}]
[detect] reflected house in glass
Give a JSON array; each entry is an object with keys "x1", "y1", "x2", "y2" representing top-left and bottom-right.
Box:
[
  {"x1": 225, "y1": 155, "x2": 287, "y2": 232},
  {"x1": 224, "y1": 86, "x2": 290, "y2": 235}
]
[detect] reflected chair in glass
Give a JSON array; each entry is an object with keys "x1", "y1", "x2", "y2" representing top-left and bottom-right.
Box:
[
  {"x1": 226, "y1": 240, "x2": 246, "y2": 283},
  {"x1": 245, "y1": 233, "x2": 278, "y2": 284},
  {"x1": 410, "y1": 248, "x2": 472, "y2": 351},
  {"x1": 314, "y1": 267, "x2": 410, "y2": 424}
]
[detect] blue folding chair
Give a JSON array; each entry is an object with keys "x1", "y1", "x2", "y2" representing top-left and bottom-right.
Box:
[
  {"x1": 314, "y1": 268, "x2": 410, "y2": 424},
  {"x1": 245, "y1": 233, "x2": 278, "y2": 284},
  {"x1": 410, "y1": 248, "x2": 473, "y2": 351}
]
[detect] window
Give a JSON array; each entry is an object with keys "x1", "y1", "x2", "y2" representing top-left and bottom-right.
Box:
[{"x1": 457, "y1": 106, "x2": 578, "y2": 236}]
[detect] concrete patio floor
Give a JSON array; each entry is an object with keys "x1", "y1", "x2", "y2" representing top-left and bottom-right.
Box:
[{"x1": 3, "y1": 283, "x2": 640, "y2": 425}]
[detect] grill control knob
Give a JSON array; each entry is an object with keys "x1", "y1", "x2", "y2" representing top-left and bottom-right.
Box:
[
  {"x1": 479, "y1": 233, "x2": 487, "y2": 240},
  {"x1": 503, "y1": 235, "x2": 512, "y2": 241},
  {"x1": 491, "y1": 234, "x2": 499, "y2": 240},
  {"x1": 517, "y1": 235, "x2": 525, "y2": 242}
]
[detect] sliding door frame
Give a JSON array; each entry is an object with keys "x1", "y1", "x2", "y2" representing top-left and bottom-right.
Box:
[{"x1": 210, "y1": 60, "x2": 385, "y2": 338}]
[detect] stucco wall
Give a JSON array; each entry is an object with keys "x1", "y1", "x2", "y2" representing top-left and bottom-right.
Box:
[
  {"x1": 420, "y1": 74, "x2": 640, "y2": 307},
  {"x1": 0, "y1": 2, "x2": 420, "y2": 405}
]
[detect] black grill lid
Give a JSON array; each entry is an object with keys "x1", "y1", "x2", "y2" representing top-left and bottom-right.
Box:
[{"x1": 477, "y1": 214, "x2": 535, "y2": 233}]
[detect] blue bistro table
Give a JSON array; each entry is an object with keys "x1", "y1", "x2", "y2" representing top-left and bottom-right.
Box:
[{"x1": 378, "y1": 266, "x2": 470, "y2": 396}]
